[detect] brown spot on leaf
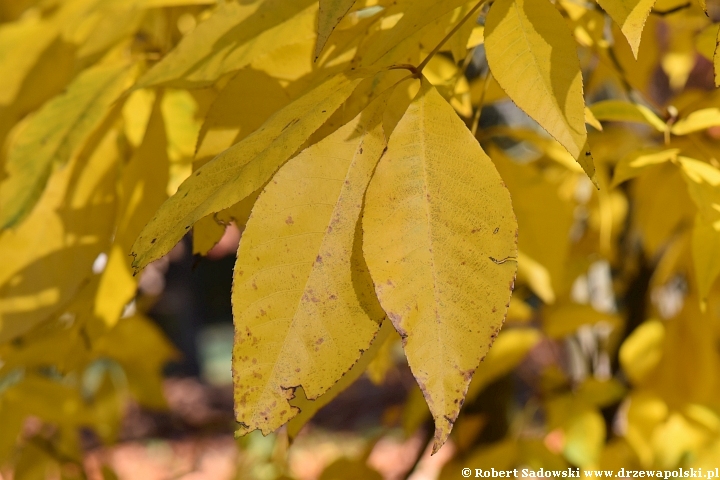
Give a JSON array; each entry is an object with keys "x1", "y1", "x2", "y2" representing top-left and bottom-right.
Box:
[{"x1": 285, "y1": 216, "x2": 294, "y2": 225}]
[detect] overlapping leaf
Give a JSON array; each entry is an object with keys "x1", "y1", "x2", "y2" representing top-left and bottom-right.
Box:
[
  {"x1": 131, "y1": 73, "x2": 365, "y2": 271},
  {"x1": 485, "y1": 0, "x2": 589, "y2": 166},
  {"x1": 0, "y1": 62, "x2": 133, "y2": 228},
  {"x1": 363, "y1": 79, "x2": 517, "y2": 452},
  {"x1": 232, "y1": 94, "x2": 389, "y2": 435}
]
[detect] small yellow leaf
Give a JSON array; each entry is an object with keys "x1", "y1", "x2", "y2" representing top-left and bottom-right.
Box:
[
  {"x1": 585, "y1": 106, "x2": 603, "y2": 131},
  {"x1": 611, "y1": 148, "x2": 679, "y2": 187},
  {"x1": 465, "y1": 329, "x2": 541, "y2": 403},
  {"x1": 316, "y1": 0, "x2": 357, "y2": 59},
  {"x1": 485, "y1": 0, "x2": 588, "y2": 160},
  {"x1": 363, "y1": 79, "x2": 517, "y2": 452},
  {"x1": 619, "y1": 319, "x2": 665, "y2": 385},
  {"x1": 95, "y1": 96, "x2": 169, "y2": 329},
  {"x1": 589, "y1": 100, "x2": 667, "y2": 132},
  {"x1": 543, "y1": 303, "x2": 622, "y2": 339},
  {"x1": 233, "y1": 94, "x2": 389, "y2": 435},
  {"x1": 517, "y1": 251, "x2": 556, "y2": 304},
  {"x1": 466, "y1": 25, "x2": 484, "y2": 48},
  {"x1": 671, "y1": 107, "x2": 720, "y2": 136},
  {"x1": 131, "y1": 73, "x2": 365, "y2": 271},
  {"x1": 595, "y1": 0, "x2": 657, "y2": 58}
]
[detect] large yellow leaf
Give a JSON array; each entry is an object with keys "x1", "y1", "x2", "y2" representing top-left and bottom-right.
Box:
[
  {"x1": 485, "y1": 0, "x2": 588, "y2": 162},
  {"x1": 595, "y1": 0, "x2": 657, "y2": 57},
  {"x1": 315, "y1": 0, "x2": 357, "y2": 59},
  {"x1": 0, "y1": 62, "x2": 133, "y2": 229},
  {"x1": 135, "y1": 0, "x2": 317, "y2": 89},
  {"x1": 232, "y1": 95, "x2": 388, "y2": 435},
  {"x1": 0, "y1": 129, "x2": 119, "y2": 343},
  {"x1": 362, "y1": 79, "x2": 517, "y2": 452},
  {"x1": 131, "y1": 73, "x2": 364, "y2": 271}
]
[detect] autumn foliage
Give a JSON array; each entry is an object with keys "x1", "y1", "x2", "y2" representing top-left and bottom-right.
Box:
[{"x1": 1, "y1": 0, "x2": 720, "y2": 476}]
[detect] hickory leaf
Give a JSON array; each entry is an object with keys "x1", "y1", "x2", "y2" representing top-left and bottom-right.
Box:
[
  {"x1": 232, "y1": 92, "x2": 389, "y2": 435},
  {"x1": 363, "y1": 79, "x2": 517, "y2": 453},
  {"x1": 595, "y1": 0, "x2": 657, "y2": 57},
  {"x1": 131, "y1": 72, "x2": 365, "y2": 271},
  {"x1": 485, "y1": 0, "x2": 588, "y2": 163},
  {"x1": 315, "y1": 0, "x2": 357, "y2": 60}
]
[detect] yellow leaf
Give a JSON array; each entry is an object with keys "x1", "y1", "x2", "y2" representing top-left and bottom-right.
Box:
[
  {"x1": 0, "y1": 129, "x2": 119, "y2": 343},
  {"x1": 632, "y1": 162, "x2": 695, "y2": 257},
  {"x1": 135, "y1": 0, "x2": 317, "y2": 88},
  {"x1": 0, "y1": 63, "x2": 133, "y2": 229},
  {"x1": 671, "y1": 107, "x2": 720, "y2": 136},
  {"x1": 543, "y1": 303, "x2": 622, "y2": 339},
  {"x1": 465, "y1": 329, "x2": 541, "y2": 403},
  {"x1": 585, "y1": 106, "x2": 603, "y2": 131},
  {"x1": 233, "y1": 94, "x2": 389, "y2": 435},
  {"x1": 466, "y1": 25, "x2": 484, "y2": 48},
  {"x1": 611, "y1": 148, "x2": 680, "y2": 187},
  {"x1": 363, "y1": 79, "x2": 517, "y2": 452},
  {"x1": 546, "y1": 395, "x2": 605, "y2": 468},
  {"x1": 678, "y1": 157, "x2": 720, "y2": 229},
  {"x1": 192, "y1": 70, "x2": 288, "y2": 255},
  {"x1": 619, "y1": 319, "x2": 665, "y2": 385},
  {"x1": 595, "y1": 0, "x2": 657, "y2": 57},
  {"x1": 489, "y1": 144, "x2": 575, "y2": 296},
  {"x1": 131, "y1": 73, "x2": 365, "y2": 271},
  {"x1": 316, "y1": 0, "x2": 357, "y2": 59},
  {"x1": 517, "y1": 251, "x2": 556, "y2": 304},
  {"x1": 589, "y1": 100, "x2": 667, "y2": 132},
  {"x1": 287, "y1": 318, "x2": 394, "y2": 438},
  {"x1": 691, "y1": 216, "x2": 720, "y2": 304},
  {"x1": 94, "y1": 96, "x2": 169, "y2": 329},
  {"x1": 485, "y1": 0, "x2": 588, "y2": 162}
]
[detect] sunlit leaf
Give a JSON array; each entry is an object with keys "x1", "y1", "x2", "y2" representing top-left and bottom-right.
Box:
[
  {"x1": 485, "y1": 0, "x2": 588, "y2": 163},
  {"x1": 233, "y1": 94, "x2": 389, "y2": 435},
  {"x1": 363, "y1": 79, "x2": 517, "y2": 452}
]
